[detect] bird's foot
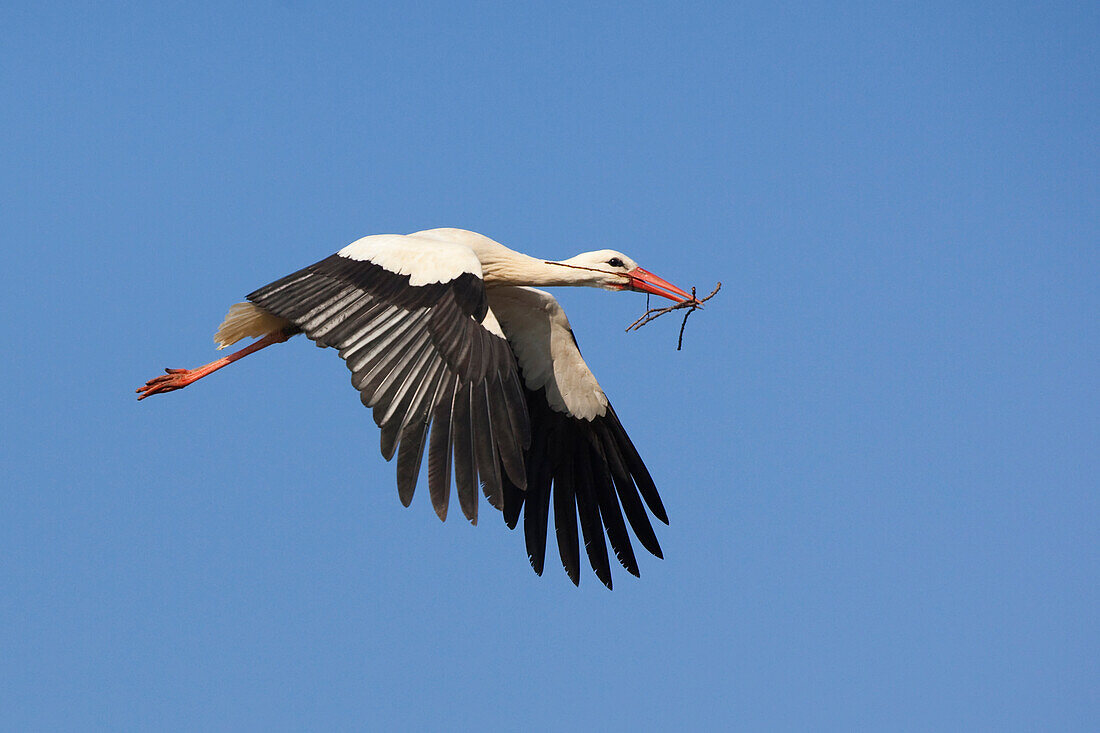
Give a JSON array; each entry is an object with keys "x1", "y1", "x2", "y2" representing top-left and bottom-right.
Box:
[
  {"x1": 136, "y1": 368, "x2": 201, "y2": 400},
  {"x1": 136, "y1": 332, "x2": 289, "y2": 401}
]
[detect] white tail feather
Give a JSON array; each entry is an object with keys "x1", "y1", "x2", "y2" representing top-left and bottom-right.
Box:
[{"x1": 214, "y1": 302, "x2": 292, "y2": 349}]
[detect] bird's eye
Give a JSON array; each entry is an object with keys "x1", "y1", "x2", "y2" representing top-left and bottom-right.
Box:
[{"x1": 607, "y1": 257, "x2": 624, "y2": 268}]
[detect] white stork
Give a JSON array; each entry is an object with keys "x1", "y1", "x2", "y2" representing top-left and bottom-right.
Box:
[{"x1": 138, "y1": 228, "x2": 696, "y2": 588}]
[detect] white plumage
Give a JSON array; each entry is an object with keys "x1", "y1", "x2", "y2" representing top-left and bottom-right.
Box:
[{"x1": 338, "y1": 233, "x2": 483, "y2": 286}]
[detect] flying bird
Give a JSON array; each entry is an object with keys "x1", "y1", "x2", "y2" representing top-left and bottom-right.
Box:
[{"x1": 138, "y1": 228, "x2": 696, "y2": 588}]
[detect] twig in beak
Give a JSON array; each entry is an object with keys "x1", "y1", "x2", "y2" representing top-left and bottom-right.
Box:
[{"x1": 625, "y1": 281, "x2": 721, "y2": 350}]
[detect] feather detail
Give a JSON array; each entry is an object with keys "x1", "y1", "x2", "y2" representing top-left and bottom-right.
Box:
[{"x1": 214, "y1": 302, "x2": 292, "y2": 349}]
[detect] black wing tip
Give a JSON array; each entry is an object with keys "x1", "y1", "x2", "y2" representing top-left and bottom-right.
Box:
[
  {"x1": 503, "y1": 392, "x2": 671, "y2": 589},
  {"x1": 565, "y1": 565, "x2": 580, "y2": 586},
  {"x1": 614, "y1": 549, "x2": 641, "y2": 577},
  {"x1": 595, "y1": 569, "x2": 613, "y2": 590}
]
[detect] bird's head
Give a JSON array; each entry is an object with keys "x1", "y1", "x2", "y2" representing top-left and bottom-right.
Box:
[{"x1": 553, "y1": 250, "x2": 695, "y2": 303}]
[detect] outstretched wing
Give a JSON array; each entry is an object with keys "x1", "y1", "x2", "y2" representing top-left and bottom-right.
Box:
[
  {"x1": 247, "y1": 234, "x2": 530, "y2": 523},
  {"x1": 486, "y1": 286, "x2": 669, "y2": 589}
]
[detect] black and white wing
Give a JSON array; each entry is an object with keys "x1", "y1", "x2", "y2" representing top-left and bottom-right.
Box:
[
  {"x1": 247, "y1": 234, "x2": 530, "y2": 523},
  {"x1": 487, "y1": 286, "x2": 669, "y2": 589}
]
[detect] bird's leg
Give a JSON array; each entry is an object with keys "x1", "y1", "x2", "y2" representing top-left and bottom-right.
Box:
[{"x1": 136, "y1": 330, "x2": 291, "y2": 400}]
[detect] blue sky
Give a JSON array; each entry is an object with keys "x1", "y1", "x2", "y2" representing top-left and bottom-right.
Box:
[{"x1": 2, "y1": 2, "x2": 1097, "y2": 730}]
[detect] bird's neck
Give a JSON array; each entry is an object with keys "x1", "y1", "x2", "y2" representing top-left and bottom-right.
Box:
[
  {"x1": 482, "y1": 251, "x2": 591, "y2": 288},
  {"x1": 410, "y1": 228, "x2": 597, "y2": 289}
]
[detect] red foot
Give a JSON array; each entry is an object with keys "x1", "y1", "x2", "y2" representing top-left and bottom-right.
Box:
[
  {"x1": 136, "y1": 368, "x2": 202, "y2": 400},
  {"x1": 136, "y1": 331, "x2": 290, "y2": 402}
]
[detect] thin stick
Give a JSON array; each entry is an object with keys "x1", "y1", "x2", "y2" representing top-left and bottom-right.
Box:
[
  {"x1": 626, "y1": 281, "x2": 721, "y2": 350},
  {"x1": 677, "y1": 293, "x2": 695, "y2": 350}
]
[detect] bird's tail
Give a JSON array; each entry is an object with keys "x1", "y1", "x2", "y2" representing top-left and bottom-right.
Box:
[{"x1": 213, "y1": 302, "x2": 293, "y2": 349}]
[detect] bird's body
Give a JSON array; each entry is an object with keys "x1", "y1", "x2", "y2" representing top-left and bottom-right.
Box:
[{"x1": 139, "y1": 228, "x2": 695, "y2": 588}]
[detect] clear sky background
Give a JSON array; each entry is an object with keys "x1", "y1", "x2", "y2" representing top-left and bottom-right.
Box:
[{"x1": 2, "y1": 2, "x2": 1097, "y2": 730}]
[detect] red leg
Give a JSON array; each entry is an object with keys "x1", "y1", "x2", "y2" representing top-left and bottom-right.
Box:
[{"x1": 136, "y1": 330, "x2": 290, "y2": 400}]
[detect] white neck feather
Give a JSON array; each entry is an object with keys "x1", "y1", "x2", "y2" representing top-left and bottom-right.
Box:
[
  {"x1": 412, "y1": 228, "x2": 596, "y2": 288},
  {"x1": 483, "y1": 252, "x2": 597, "y2": 287}
]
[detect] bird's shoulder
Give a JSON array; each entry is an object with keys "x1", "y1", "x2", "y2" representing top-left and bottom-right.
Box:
[{"x1": 336, "y1": 232, "x2": 485, "y2": 287}]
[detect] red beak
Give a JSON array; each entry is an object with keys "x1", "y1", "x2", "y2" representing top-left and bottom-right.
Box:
[{"x1": 627, "y1": 267, "x2": 696, "y2": 303}]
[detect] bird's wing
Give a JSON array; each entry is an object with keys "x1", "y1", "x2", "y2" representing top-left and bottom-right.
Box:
[
  {"x1": 486, "y1": 286, "x2": 668, "y2": 589},
  {"x1": 247, "y1": 234, "x2": 530, "y2": 524}
]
